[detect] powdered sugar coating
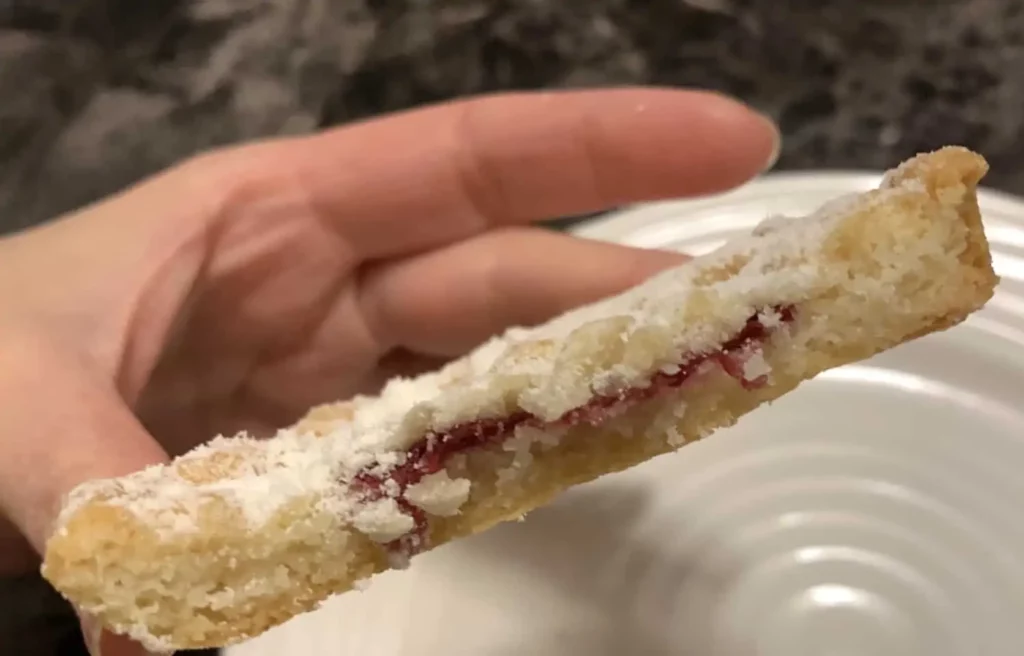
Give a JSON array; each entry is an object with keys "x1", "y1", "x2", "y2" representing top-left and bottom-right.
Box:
[
  {"x1": 54, "y1": 169, "x2": 927, "y2": 547},
  {"x1": 404, "y1": 471, "x2": 472, "y2": 516}
]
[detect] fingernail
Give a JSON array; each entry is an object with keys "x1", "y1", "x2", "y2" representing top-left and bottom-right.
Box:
[
  {"x1": 81, "y1": 614, "x2": 103, "y2": 656},
  {"x1": 703, "y1": 92, "x2": 782, "y2": 174},
  {"x1": 759, "y1": 113, "x2": 782, "y2": 173},
  {"x1": 82, "y1": 614, "x2": 171, "y2": 656},
  {"x1": 100, "y1": 631, "x2": 173, "y2": 656}
]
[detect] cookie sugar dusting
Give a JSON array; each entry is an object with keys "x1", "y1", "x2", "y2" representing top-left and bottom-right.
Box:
[{"x1": 43, "y1": 147, "x2": 996, "y2": 651}]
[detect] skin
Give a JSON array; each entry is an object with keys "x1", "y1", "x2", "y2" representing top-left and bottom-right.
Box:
[{"x1": 0, "y1": 88, "x2": 778, "y2": 655}]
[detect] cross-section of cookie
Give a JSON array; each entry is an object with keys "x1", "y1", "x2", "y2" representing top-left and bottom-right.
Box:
[{"x1": 42, "y1": 146, "x2": 998, "y2": 652}]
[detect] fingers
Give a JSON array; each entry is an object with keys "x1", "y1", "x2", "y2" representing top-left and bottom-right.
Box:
[
  {"x1": 0, "y1": 332, "x2": 168, "y2": 556},
  {"x1": 276, "y1": 87, "x2": 777, "y2": 259},
  {"x1": 357, "y1": 227, "x2": 688, "y2": 356}
]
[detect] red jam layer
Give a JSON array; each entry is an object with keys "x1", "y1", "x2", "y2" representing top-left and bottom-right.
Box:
[{"x1": 352, "y1": 305, "x2": 795, "y2": 559}]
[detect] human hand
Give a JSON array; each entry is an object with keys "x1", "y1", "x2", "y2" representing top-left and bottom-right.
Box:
[{"x1": 0, "y1": 87, "x2": 777, "y2": 654}]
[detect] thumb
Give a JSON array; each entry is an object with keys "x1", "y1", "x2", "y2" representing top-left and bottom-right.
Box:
[
  {"x1": 0, "y1": 331, "x2": 169, "y2": 651},
  {"x1": 82, "y1": 614, "x2": 169, "y2": 656}
]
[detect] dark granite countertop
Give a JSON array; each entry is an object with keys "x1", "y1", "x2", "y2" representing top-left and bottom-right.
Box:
[
  {"x1": 2, "y1": 0, "x2": 1024, "y2": 653},
  {"x1": 2, "y1": 0, "x2": 1024, "y2": 235}
]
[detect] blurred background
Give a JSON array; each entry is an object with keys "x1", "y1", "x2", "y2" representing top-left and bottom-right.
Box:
[
  {"x1": 2, "y1": 0, "x2": 1024, "y2": 235},
  {"x1": 1, "y1": 0, "x2": 1022, "y2": 653}
]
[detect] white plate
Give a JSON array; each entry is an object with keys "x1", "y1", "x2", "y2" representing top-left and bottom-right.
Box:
[{"x1": 228, "y1": 172, "x2": 1024, "y2": 656}]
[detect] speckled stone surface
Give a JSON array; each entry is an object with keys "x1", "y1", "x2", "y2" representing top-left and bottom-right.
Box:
[
  {"x1": 2, "y1": 0, "x2": 1024, "y2": 235},
  {"x1": 2, "y1": 0, "x2": 1024, "y2": 653}
]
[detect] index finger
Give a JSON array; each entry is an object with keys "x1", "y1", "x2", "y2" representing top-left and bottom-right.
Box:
[{"x1": 275, "y1": 88, "x2": 778, "y2": 259}]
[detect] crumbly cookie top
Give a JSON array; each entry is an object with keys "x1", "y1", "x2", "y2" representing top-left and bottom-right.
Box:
[{"x1": 54, "y1": 148, "x2": 974, "y2": 542}]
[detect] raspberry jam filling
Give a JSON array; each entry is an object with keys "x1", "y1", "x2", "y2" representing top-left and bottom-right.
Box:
[{"x1": 352, "y1": 305, "x2": 795, "y2": 559}]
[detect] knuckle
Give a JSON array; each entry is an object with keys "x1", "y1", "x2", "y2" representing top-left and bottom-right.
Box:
[{"x1": 452, "y1": 100, "x2": 512, "y2": 227}]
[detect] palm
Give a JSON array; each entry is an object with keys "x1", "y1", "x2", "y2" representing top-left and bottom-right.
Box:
[
  {"x1": 118, "y1": 88, "x2": 773, "y2": 457},
  {"x1": 133, "y1": 212, "x2": 374, "y2": 452},
  {"x1": 130, "y1": 199, "x2": 655, "y2": 455}
]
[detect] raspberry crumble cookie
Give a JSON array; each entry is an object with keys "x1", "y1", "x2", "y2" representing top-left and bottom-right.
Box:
[{"x1": 42, "y1": 146, "x2": 998, "y2": 651}]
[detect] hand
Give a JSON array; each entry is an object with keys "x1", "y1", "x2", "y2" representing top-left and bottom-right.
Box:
[{"x1": 0, "y1": 87, "x2": 777, "y2": 654}]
